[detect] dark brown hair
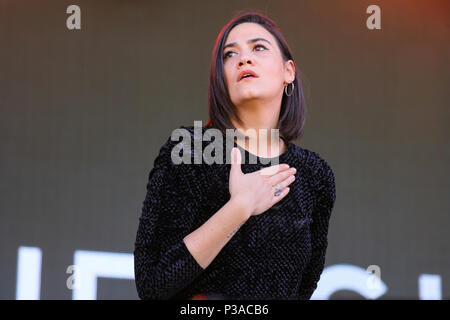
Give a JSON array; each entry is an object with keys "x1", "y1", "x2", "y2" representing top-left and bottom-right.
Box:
[{"x1": 205, "y1": 10, "x2": 307, "y2": 142}]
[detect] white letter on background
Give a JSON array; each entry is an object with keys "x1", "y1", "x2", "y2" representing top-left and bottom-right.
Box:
[
  {"x1": 16, "y1": 246, "x2": 42, "y2": 300},
  {"x1": 72, "y1": 250, "x2": 134, "y2": 300}
]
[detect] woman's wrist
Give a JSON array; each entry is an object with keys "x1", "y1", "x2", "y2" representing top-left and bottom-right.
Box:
[{"x1": 229, "y1": 197, "x2": 252, "y2": 222}]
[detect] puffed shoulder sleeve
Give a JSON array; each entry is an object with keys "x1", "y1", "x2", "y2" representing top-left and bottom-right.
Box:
[
  {"x1": 134, "y1": 133, "x2": 205, "y2": 300},
  {"x1": 298, "y1": 155, "x2": 336, "y2": 300}
]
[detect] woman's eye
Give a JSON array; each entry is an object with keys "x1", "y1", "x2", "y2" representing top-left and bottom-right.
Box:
[
  {"x1": 254, "y1": 44, "x2": 267, "y2": 51},
  {"x1": 223, "y1": 44, "x2": 267, "y2": 60},
  {"x1": 223, "y1": 51, "x2": 234, "y2": 59}
]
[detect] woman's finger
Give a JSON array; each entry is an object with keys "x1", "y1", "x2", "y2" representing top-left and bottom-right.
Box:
[
  {"x1": 272, "y1": 175, "x2": 295, "y2": 191},
  {"x1": 259, "y1": 163, "x2": 290, "y2": 177},
  {"x1": 268, "y1": 167, "x2": 296, "y2": 186},
  {"x1": 271, "y1": 187, "x2": 290, "y2": 206}
]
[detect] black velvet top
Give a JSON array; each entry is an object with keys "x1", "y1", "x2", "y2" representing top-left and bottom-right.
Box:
[{"x1": 134, "y1": 125, "x2": 336, "y2": 300}]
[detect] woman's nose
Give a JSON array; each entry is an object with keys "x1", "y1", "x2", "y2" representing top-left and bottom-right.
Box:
[{"x1": 239, "y1": 57, "x2": 253, "y2": 66}]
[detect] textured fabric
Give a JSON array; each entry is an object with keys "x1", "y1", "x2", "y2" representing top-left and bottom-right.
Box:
[{"x1": 134, "y1": 125, "x2": 336, "y2": 300}]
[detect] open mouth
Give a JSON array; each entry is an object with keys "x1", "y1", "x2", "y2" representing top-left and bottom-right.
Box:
[
  {"x1": 238, "y1": 70, "x2": 259, "y2": 82},
  {"x1": 240, "y1": 75, "x2": 256, "y2": 80}
]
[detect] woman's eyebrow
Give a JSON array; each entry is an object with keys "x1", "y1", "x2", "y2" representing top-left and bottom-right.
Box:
[{"x1": 223, "y1": 37, "x2": 272, "y2": 50}]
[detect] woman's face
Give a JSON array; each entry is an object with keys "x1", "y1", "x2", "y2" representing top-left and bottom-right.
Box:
[{"x1": 222, "y1": 22, "x2": 295, "y2": 108}]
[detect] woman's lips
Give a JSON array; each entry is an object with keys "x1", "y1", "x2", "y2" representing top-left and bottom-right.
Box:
[
  {"x1": 237, "y1": 70, "x2": 259, "y2": 82},
  {"x1": 240, "y1": 75, "x2": 257, "y2": 81}
]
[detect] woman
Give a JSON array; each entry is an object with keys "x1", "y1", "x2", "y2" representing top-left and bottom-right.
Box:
[{"x1": 134, "y1": 10, "x2": 336, "y2": 300}]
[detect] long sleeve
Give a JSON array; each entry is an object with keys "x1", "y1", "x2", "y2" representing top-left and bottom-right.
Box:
[
  {"x1": 298, "y1": 157, "x2": 336, "y2": 300},
  {"x1": 134, "y1": 135, "x2": 205, "y2": 300}
]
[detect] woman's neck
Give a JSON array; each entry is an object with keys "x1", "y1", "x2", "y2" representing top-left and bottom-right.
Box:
[
  {"x1": 233, "y1": 130, "x2": 286, "y2": 158},
  {"x1": 230, "y1": 106, "x2": 286, "y2": 157}
]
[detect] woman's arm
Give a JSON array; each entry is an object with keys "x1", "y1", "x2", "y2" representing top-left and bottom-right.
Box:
[
  {"x1": 184, "y1": 146, "x2": 295, "y2": 270},
  {"x1": 185, "y1": 146, "x2": 295, "y2": 270},
  {"x1": 298, "y1": 157, "x2": 336, "y2": 300},
  {"x1": 183, "y1": 198, "x2": 250, "y2": 269},
  {"x1": 134, "y1": 137, "x2": 207, "y2": 300}
]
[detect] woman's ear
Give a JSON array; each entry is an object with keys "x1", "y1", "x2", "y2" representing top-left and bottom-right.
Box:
[{"x1": 284, "y1": 59, "x2": 296, "y2": 83}]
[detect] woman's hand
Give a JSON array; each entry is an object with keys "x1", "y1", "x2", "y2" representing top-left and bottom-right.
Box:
[{"x1": 229, "y1": 147, "x2": 296, "y2": 218}]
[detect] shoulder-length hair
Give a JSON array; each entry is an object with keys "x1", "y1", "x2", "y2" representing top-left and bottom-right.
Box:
[{"x1": 205, "y1": 10, "x2": 307, "y2": 142}]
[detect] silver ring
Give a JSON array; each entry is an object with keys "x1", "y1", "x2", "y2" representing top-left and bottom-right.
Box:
[
  {"x1": 284, "y1": 82, "x2": 294, "y2": 96},
  {"x1": 273, "y1": 184, "x2": 282, "y2": 197}
]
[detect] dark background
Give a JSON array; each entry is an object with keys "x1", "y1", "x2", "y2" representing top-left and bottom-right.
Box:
[{"x1": 1, "y1": 0, "x2": 449, "y2": 299}]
